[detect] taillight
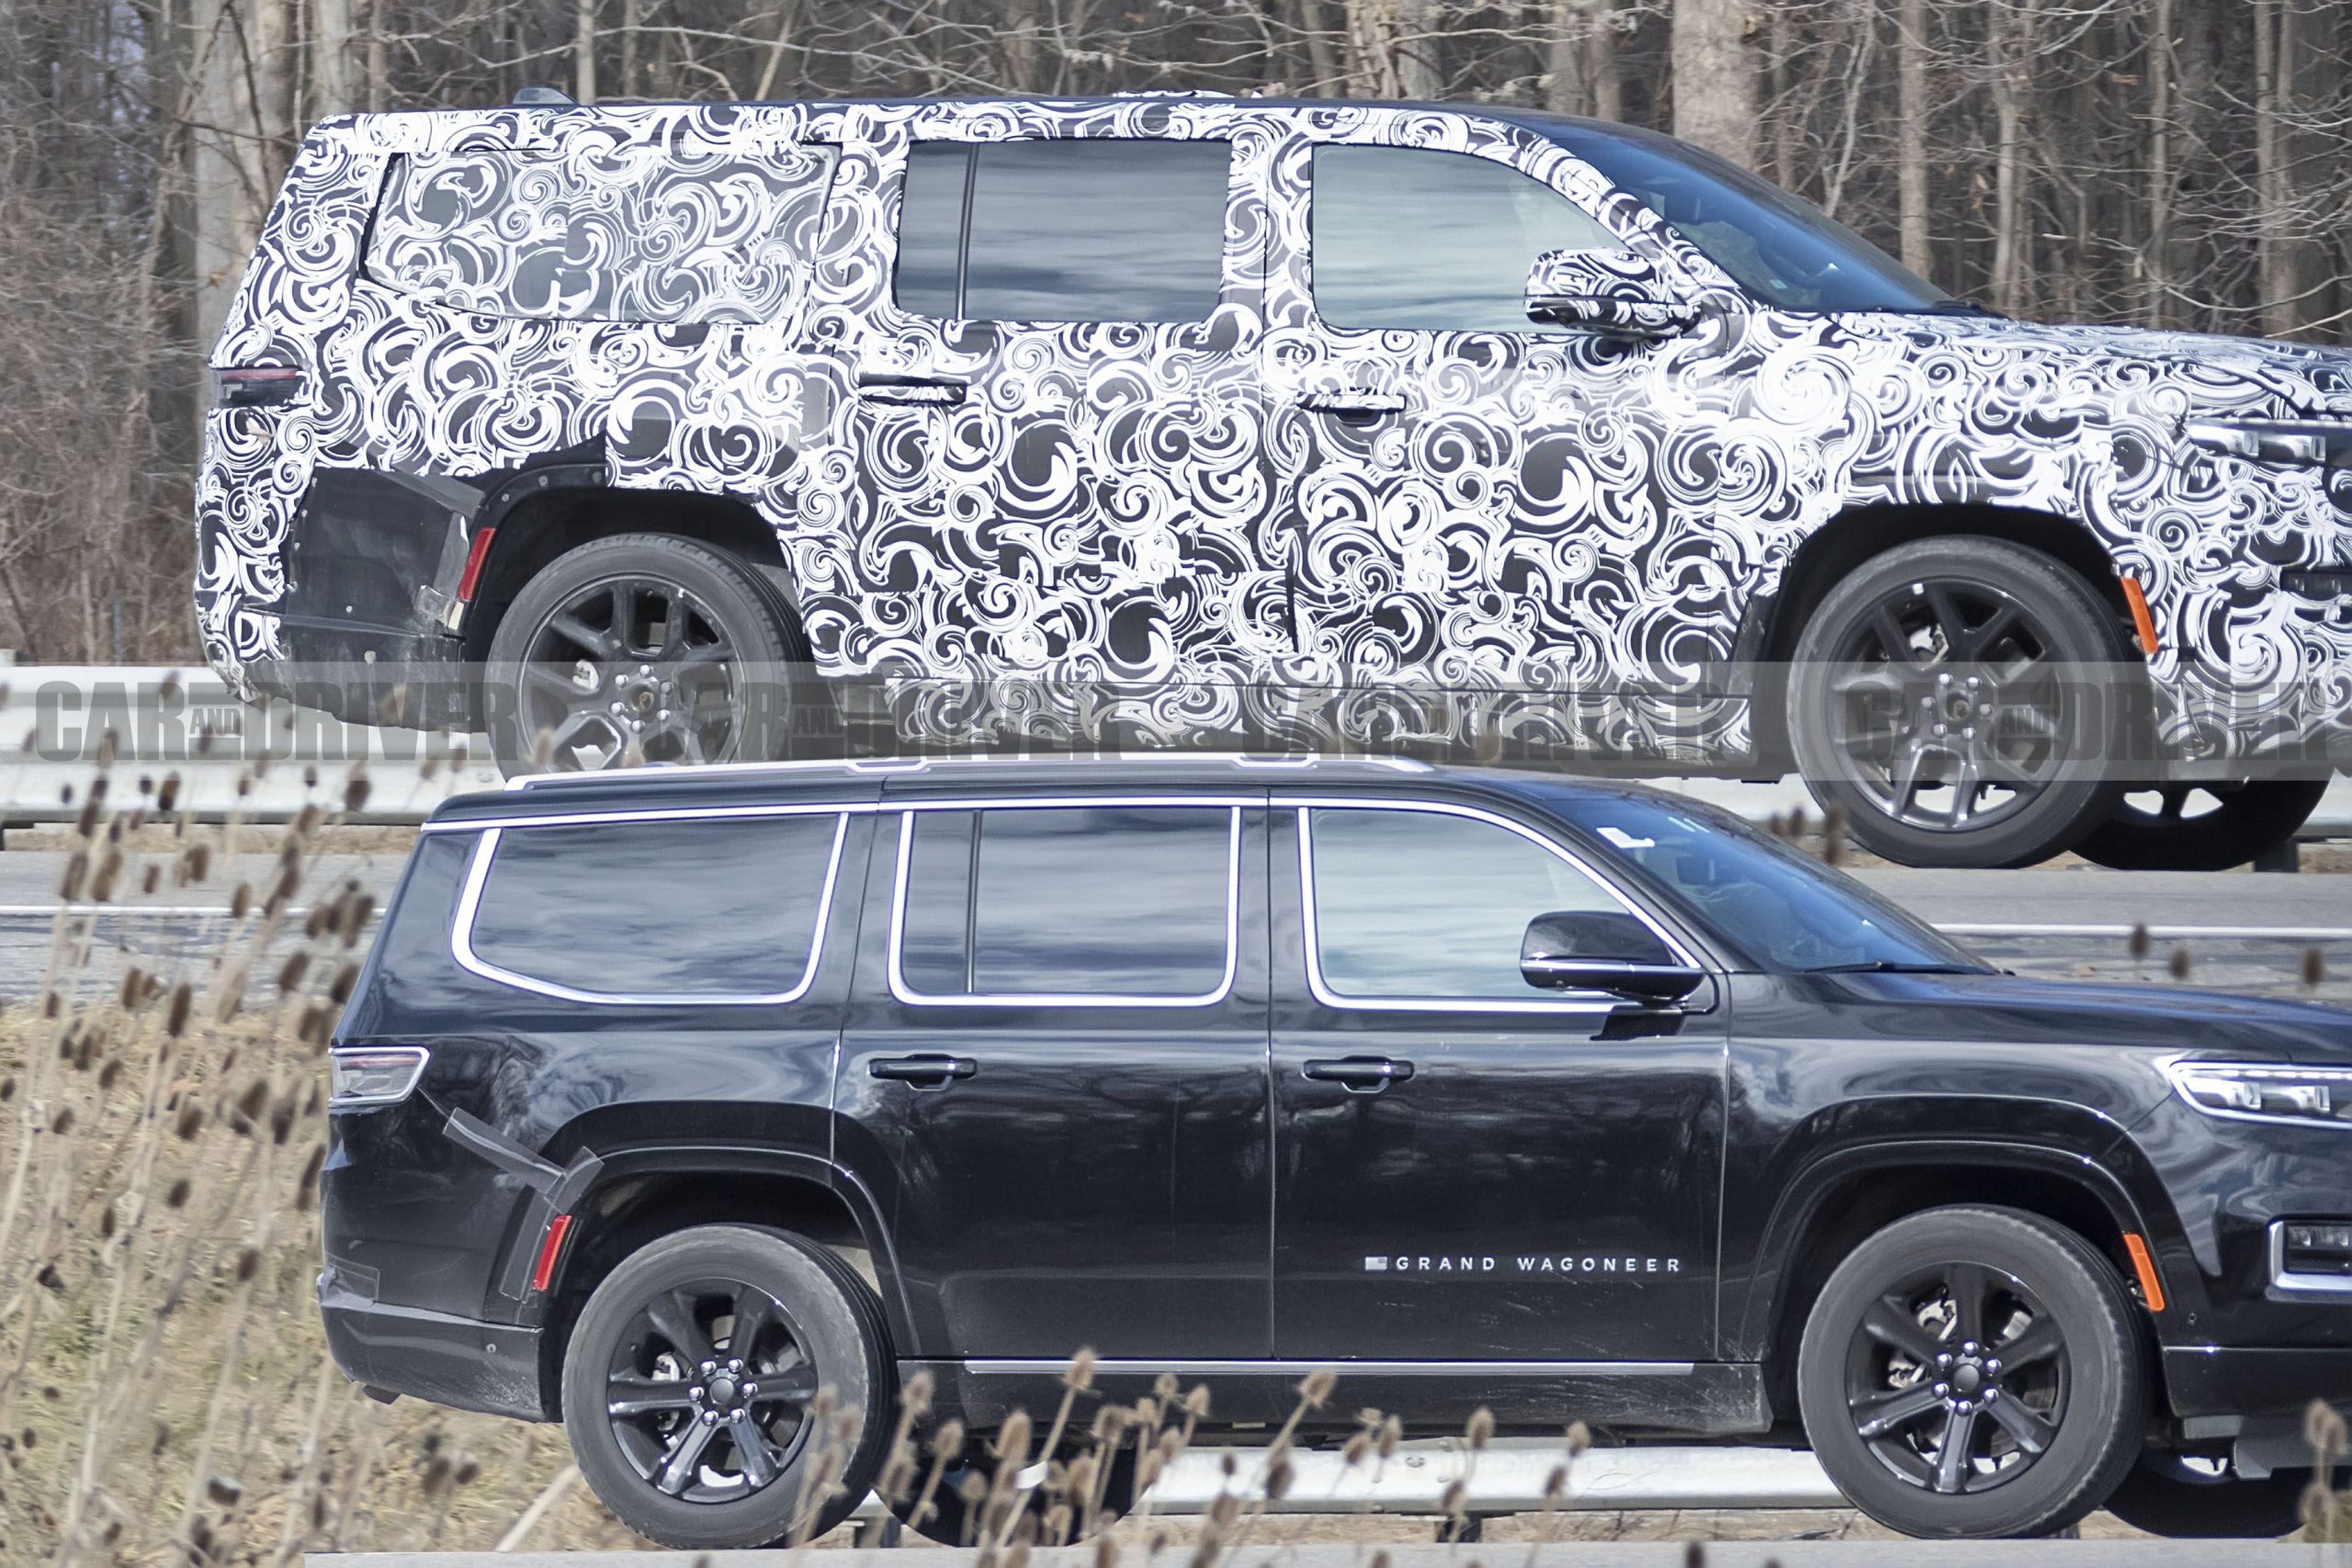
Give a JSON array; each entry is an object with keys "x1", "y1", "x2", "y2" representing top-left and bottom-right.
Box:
[
  {"x1": 212, "y1": 365, "x2": 307, "y2": 408},
  {"x1": 456, "y1": 526, "x2": 498, "y2": 603},
  {"x1": 328, "y1": 1045, "x2": 429, "y2": 1107}
]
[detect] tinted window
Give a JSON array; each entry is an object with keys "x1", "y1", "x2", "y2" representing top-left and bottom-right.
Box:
[
  {"x1": 1311, "y1": 145, "x2": 1625, "y2": 333},
  {"x1": 1539, "y1": 790, "x2": 1987, "y2": 974},
  {"x1": 895, "y1": 142, "x2": 971, "y2": 317},
  {"x1": 368, "y1": 140, "x2": 838, "y2": 322},
  {"x1": 1306, "y1": 807, "x2": 1633, "y2": 999},
  {"x1": 1533, "y1": 120, "x2": 1951, "y2": 313},
  {"x1": 893, "y1": 140, "x2": 1230, "y2": 322},
  {"x1": 898, "y1": 806, "x2": 1234, "y2": 998},
  {"x1": 466, "y1": 814, "x2": 840, "y2": 998}
]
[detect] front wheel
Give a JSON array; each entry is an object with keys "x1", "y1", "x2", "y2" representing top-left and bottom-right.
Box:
[
  {"x1": 560, "y1": 1224, "x2": 893, "y2": 1550},
  {"x1": 2100, "y1": 1453, "x2": 2309, "y2": 1539},
  {"x1": 2075, "y1": 780, "x2": 2328, "y2": 871},
  {"x1": 1796, "y1": 1205, "x2": 2147, "y2": 1539},
  {"x1": 1788, "y1": 536, "x2": 2131, "y2": 867}
]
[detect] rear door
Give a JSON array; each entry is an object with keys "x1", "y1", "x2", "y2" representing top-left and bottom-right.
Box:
[
  {"x1": 836, "y1": 790, "x2": 1272, "y2": 1358},
  {"x1": 832, "y1": 113, "x2": 1287, "y2": 719}
]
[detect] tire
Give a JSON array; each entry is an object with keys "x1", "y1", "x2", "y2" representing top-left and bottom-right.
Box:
[
  {"x1": 1796, "y1": 1204, "x2": 2148, "y2": 1539},
  {"x1": 2100, "y1": 1453, "x2": 2310, "y2": 1539},
  {"x1": 485, "y1": 533, "x2": 814, "y2": 776},
  {"x1": 1789, "y1": 536, "x2": 2132, "y2": 867},
  {"x1": 2075, "y1": 780, "x2": 2328, "y2": 872},
  {"x1": 887, "y1": 1432, "x2": 1140, "y2": 1547},
  {"x1": 560, "y1": 1224, "x2": 893, "y2": 1550}
]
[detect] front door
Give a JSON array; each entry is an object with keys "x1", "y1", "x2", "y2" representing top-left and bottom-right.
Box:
[
  {"x1": 1261, "y1": 121, "x2": 1727, "y2": 753},
  {"x1": 837, "y1": 795, "x2": 1271, "y2": 1358},
  {"x1": 833, "y1": 112, "x2": 1287, "y2": 736},
  {"x1": 1269, "y1": 796, "x2": 1725, "y2": 1363}
]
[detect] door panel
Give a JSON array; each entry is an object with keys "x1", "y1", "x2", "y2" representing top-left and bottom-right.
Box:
[
  {"x1": 1268, "y1": 802, "x2": 1725, "y2": 1361},
  {"x1": 836, "y1": 800, "x2": 1272, "y2": 1359},
  {"x1": 833, "y1": 118, "x2": 1288, "y2": 732}
]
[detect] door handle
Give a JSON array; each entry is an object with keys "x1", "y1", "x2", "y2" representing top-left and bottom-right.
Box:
[
  {"x1": 856, "y1": 374, "x2": 967, "y2": 407},
  {"x1": 1301, "y1": 1056, "x2": 1415, "y2": 1093},
  {"x1": 868, "y1": 1055, "x2": 978, "y2": 1088},
  {"x1": 1298, "y1": 389, "x2": 1408, "y2": 418}
]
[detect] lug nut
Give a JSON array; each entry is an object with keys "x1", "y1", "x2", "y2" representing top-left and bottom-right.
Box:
[
  {"x1": 700, "y1": 1360, "x2": 717, "y2": 1373},
  {"x1": 702, "y1": 1410, "x2": 720, "y2": 1426},
  {"x1": 1983, "y1": 1388, "x2": 1999, "y2": 1403},
  {"x1": 1936, "y1": 1352, "x2": 1952, "y2": 1367},
  {"x1": 742, "y1": 1382, "x2": 759, "y2": 1396},
  {"x1": 1933, "y1": 1382, "x2": 1950, "y2": 1396},
  {"x1": 1962, "y1": 1341, "x2": 1979, "y2": 1354},
  {"x1": 728, "y1": 1359, "x2": 744, "y2": 1372},
  {"x1": 729, "y1": 1406, "x2": 746, "y2": 1421},
  {"x1": 1985, "y1": 1359, "x2": 2001, "y2": 1374},
  {"x1": 689, "y1": 1385, "x2": 704, "y2": 1401}
]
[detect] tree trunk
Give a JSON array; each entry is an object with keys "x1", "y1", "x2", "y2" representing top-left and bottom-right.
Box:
[
  {"x1": 1895, "y1": 0, "x2": 1931, "y2": 276},
  {"x1": 314, "y1": 0, "x2": 352, "y2": 117},
  {"x1": 1395, "y1": 0, "x2": 1442, "y2": 97},
  {"x1": 1671, "y1": 0, "x2": 1756, "y2": 167},
  {"x1": 2142, "y1": 0, "x2": 2173, "y2": 325},
  {"x1": 574, "y1": 0, "x2": 598, "y2": 104},
  {"x1": 1988, "y1": 0, "x2": 2031, "y2": 313},
  {"x1": 2255, "y1": 0, "x2": 2297, "y2": 336},
  {"x1": 1548, "y1": 0, "x2": 1617, "y2": 118}
]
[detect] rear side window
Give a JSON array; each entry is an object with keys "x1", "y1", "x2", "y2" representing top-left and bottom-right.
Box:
[
  {"x1": 894, "y1": 805, "x2": 1238, "y2": 1002},
  {"x1": 458, "y1": 813, "x2": 844, "y2": 1002},
  {"x1": 367, "y1": 139, "x2": 838, "y2": 322},
  {"x1": 893, "y1": 139, "x2": 1231, "y2": 322}
]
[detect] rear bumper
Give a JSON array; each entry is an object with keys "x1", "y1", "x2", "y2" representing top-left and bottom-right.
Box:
[{"x1": 320, "y1": 1266, "x2": 549, "y2": 1422}]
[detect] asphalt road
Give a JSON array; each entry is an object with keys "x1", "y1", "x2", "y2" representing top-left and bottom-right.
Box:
[{"x1": 2, "y1": 852, "x2": 2348, "y2": 1003}]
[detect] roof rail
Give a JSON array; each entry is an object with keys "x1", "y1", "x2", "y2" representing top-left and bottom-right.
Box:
[{"x1": 513, "y1": 85, "x2": 576, "y2": 107}]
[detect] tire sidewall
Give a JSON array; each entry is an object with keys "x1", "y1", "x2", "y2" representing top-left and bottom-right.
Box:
[
  {"x1": 485, "y1": 534, "x2": 801, "y2": 776},
  {"x1": 560, "y1": 1224, "x2": 888, "y2": 1550},
  {"x1": 1789, "y1": 537, "x2": 2130, "y2": 868},
  {"x1": 2075, "y1": 779, "x2": 2329, "y2": 872},
  {"x1": 1796, "y1": 1206, "x2": 2147, "y2": 1539}
]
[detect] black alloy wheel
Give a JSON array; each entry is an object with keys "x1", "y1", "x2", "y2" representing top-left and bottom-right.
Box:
[
  {"x1": 1838, "y1": 1259, "x2": 2069, "y2": 1498},
  {"x1": 2075, "y1": 779, "x2": 2330, "y2": 871},
  {"x1": 1790, "y1": 536, "x2": 2131, "y2": 867},
  {"x1": 598, "y1": 1276, "x2": 818, "y2": 1502},
  {"x1": 562, "y1": 1224, "x2": 891, "y2": 1549},
  {"x1": 486, "y1": 533, "x2": 810, "y2": 776},
  {"x1": 2099, "y1": 1452, "x2": 2311, "y2": 1539},
  {"x1": 1797, "y1": 1205, "x2": 2146, "y2": 1538}
]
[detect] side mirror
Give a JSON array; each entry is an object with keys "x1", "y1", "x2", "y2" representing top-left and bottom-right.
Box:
[
  {"x1": 1524, "y1": 248, "x2": 1697, "y2": 338},
  {"x1": 1520, "y1": 909, "x2": 1704, "y2": 1006}
]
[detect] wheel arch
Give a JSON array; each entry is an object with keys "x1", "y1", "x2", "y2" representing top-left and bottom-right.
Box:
[
  {"x1": 1737, "y1": 503, "x2": 2139, "y2": 770},
  {"x1": 1740, "y1": 1135, "x2": 2175, "y2": 1423},
  {"x1": 536, "y1": 1142, "x2": 910, "y2": 1419},
  {"x1": 460, "y1": 483, "x2": 800, "y2": 663}
]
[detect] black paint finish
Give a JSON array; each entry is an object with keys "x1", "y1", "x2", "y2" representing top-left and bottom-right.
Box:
[{"x1": 324, "y1": 758, "x2": 2352, "y2": 1453}]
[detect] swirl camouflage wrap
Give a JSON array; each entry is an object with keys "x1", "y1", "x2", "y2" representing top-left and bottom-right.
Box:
[{"x1": 195, "y1": 94, "x2": 2352, "y2": 767}]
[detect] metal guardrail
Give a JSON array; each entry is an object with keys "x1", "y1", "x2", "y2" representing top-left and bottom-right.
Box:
[{"x1": 5, "y1": 666, "x2": 2350, "y2": 836}]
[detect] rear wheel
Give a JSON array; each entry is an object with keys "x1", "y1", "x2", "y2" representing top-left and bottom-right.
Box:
[
  {"x1": 2075, "y1": 780, "x2": 2327, "y2": 871},
  {"x1": 1788, "y1": 536, "x2": 2131, "y2": 867},
  {"x1": 1796, "y1": 1205, "x2": 2147, "y2": 1539},
  {"x1": 2100, "y1": 1453, "x2": 2309, "y2": 1539},
  {"x1": 486, "y1": 533, "x2": 812, "y2": 776},
  {"x1": 560, "y1": 1224, "x2": 892, "y2": 1550}
]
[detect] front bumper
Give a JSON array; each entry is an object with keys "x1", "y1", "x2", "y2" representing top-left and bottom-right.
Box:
[{"x1": 320, "y1": 1265, "x2": 549, "y2": 1422}]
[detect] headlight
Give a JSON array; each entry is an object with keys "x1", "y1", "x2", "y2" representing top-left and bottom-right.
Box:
[
  {"x1": 2184, "y1": 417, "x2": 2352, "y2": 468},
  {"x1": 328, "y1": 1045, "x2": 429, "y2": 1108},
  {"x1": 2166, "y1": 1061, "x2": 2352, "y2": 1126}
]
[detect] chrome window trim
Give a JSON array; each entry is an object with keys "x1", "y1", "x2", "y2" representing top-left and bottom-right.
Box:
[
  {"x1": 1290, "y1": 796, "x2": 1703, "y2": 1015},
  {"x1": 451, "y1": 811, "x2": 849, "y2": 1007},
  {"x1": 424, "y1": 800, "x2": 875, "y2": 833},
  {"x1": 888, "y1": 800, "x2": 1247, "y2": 1010},
  {"x1": 964, "y1": 1358, "x2": 1694, "y2": 1376},
  {"x1": 2267, "y1": 1219, "x2": 2352, "y2": 1295}
]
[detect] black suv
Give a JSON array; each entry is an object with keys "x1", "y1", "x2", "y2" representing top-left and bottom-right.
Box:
[
  {"x1": 206, "y1": 92, "x2": 2352, "y2": 871},
  {"x1": 326, "y1": 756, "x2": 2352, "y2": 1544}
]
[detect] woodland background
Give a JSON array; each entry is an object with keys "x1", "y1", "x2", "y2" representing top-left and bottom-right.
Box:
[{"x1": 2, "y1": 0, "x2": 2347, "y2": 664}]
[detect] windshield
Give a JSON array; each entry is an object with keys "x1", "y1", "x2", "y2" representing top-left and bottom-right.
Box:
[
  {"x1": 1528, "y1": 118, "x2": 1957, "y2": 314},
  {"x1": 1539, "y1": 790, "x2": 1989, "y2": 975}
]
